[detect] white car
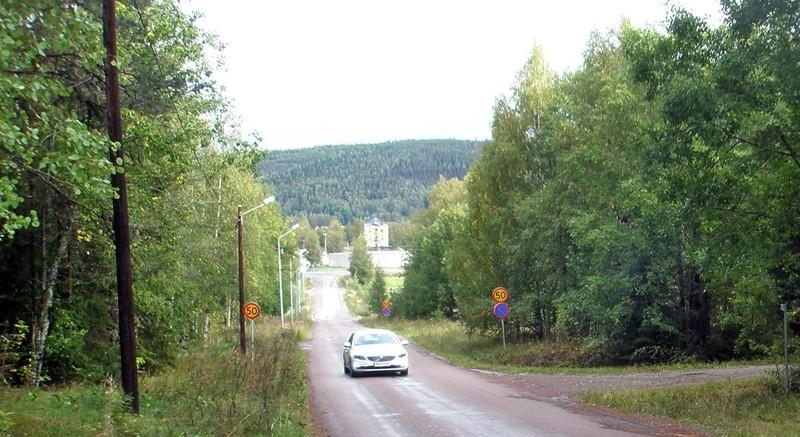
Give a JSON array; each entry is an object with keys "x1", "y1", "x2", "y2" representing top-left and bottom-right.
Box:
[{"x1": 343, "y1": 329, "x2": 409, "y2": 377}]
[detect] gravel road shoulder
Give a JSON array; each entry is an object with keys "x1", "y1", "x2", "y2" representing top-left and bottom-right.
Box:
[
  {"x1": 489, "y1": 364, "x2": 773, "y2": 400},
  {"x1": 414, "y1": 346, "x2": 774, "y2": 436}
]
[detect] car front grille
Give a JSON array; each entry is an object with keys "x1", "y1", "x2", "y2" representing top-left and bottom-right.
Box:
[{"x1": 367, "y1": 355, "x2": 395, "y2": 362}]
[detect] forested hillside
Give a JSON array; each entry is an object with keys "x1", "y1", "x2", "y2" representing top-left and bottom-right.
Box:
[{"x1": 258, "y1": 139, "x2": 482, "y2": 223}]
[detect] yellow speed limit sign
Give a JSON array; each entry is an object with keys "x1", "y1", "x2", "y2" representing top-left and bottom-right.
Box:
[
  {"x1": 491, "y1": 287, "x2": 509, "y2": 303},
  {"x1": 243, "y1": 302, "x2": 261, "y2": 320}
]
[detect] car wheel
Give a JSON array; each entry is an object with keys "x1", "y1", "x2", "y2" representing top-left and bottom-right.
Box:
[
  {"x1": 400, "y1": 369, "x2": 408, "y2": 376},
  {"x1": 350, "y1": 368, "x2": 359, "y2": 378}
]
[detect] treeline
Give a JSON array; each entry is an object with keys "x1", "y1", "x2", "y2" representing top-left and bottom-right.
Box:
[
  {"x1": 258, "y1": 139, "x2": 482, "y2": 224},
  {"x1": 396, "y1": 1, "x2": 799, "y2": 364},
  {"x1": 0, "y1": 1, "x2": 296, "y2": 385}
]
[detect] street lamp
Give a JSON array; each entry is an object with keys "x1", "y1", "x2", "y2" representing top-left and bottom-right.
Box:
[
  {"x1": 237, "y1": 196, "x2": 275, "y2": 354},
  {"x1": 278, "y1": 223, "x2": 300, "y2": 328},
  {"x1": 289, "y1": 257, "x2": 293, "y2": 325}
]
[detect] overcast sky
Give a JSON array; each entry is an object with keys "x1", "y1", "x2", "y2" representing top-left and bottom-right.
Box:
[{"x1": 182, "y1": 0, "x2": 723, "y2": 150}]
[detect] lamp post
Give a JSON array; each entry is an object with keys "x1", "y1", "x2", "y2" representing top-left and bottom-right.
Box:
[
  {"x1": 278, "y1": 223, "x2": 300, "y2": 328},
  {"x1": 289, "y1": 257, "x2": 294, "y2": 325},
  {"x1": 237, "y1": 196, "x2": 275, "y2": 354}
]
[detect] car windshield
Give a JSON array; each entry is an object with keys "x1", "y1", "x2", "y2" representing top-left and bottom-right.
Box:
[{"x1": 353, "y1": 332, "x2": 397, "y2": 346}]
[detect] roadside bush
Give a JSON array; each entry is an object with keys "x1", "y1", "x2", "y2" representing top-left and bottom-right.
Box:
[
  {"x1": 0, "y1": 322, "x2": 310, "y2": 436},
  {"x1": 0, "y1": 321, "x2": 31, "y2": 385},
  {"x1": 341, "y1": 276, "x2": 370, "y2": 317},
  {"x1": 134, "y1": 322, "x2": 309, "y2": 435},
  {"x1": 504, "y1": 342, "x2": 597, "y2": 367},
  {"x1": 765, "y1": 364, "x2": 800, "y2": 396},
  {"x1": 629, "y1": 346, "x2": 691, "y2": 365}
]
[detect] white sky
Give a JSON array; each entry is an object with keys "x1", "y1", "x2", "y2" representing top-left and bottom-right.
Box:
[{"x1": 181, "y1": 0, "x2": 723, "y2": 150}]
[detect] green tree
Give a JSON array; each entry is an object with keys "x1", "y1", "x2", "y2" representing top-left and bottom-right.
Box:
[
  {"x1": 402, "y1": 176, "x2": 466, "y2": 250},
  {"x1": 349, "y1": 234, "x2": 373, "y2": 285},
  {"x1": 0, "y1": 0, "x2": 291, "y2": 384},
  {"x1": 325, "y1": 218, "x2": 345, "y2": 252},
  {"x1": 398, "y1": 206, "x2": 464, "y2": 319},
  {"x1": 367, "y1": 267, "x2": 387, "y2": 315},
  {"x1": 345, "y1": 219, "x2": 363, "y2": 246},
  {"x1": 448, "y1": 45, "x2": 557, "y2": 335},
  {"x1": 622, "y1": 0, "x2": 800, "y2": 356},
  {"x1": 296, "y1": 217, "x2": 321, "y2": 265},
  {"x1": 395, "y1": 177, "x2": 466, "y2": 319}
]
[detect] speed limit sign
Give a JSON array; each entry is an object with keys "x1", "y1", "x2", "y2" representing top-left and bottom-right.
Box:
[
  {"x1": 491, "y1": 287, "x2": 509, "y2": 303},
  {"x1": 243, "y1": 302, "x2": 261, "y2": 320}
]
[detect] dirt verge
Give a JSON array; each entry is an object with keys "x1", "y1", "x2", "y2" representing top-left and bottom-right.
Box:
[{"x1": 480, "y1": 364, "x2": 774, "y2": 436}]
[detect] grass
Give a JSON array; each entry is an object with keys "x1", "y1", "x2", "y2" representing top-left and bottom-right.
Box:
[
  {"x1": 582, "y1": 378, "x2": 800, "y2": 436},
  {"x1": 384, "y1": 275, "x2": 404, "y2": 292},
  {"x1": 0, "y1": 319, "x2": 311, "y2": 436},
  {"x1": 342, "y1": 274, "x2": 403, "y2": 317},
  {"x1": 0, "y1": 384, "x2": 117, "y2": 436},
  {"x1": 363, "y1": 317, "x2": 771, "y2": 375},
  {"x1": 341, "y1": 276, "x2": 370, "y2": 317}
]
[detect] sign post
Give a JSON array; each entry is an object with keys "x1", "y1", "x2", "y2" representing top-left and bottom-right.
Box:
[
  {"x1": 249, "y1": 320, "x2": 254, "y2": 358},
  {"x1": 243, "y1": 302, "x2": 261, "y2": 358},
  {"x1": 492, "y1": 287, "x2": 510, "y2": 350},
  {"x1": 501, "y1": 319, "x2": 505, "y2": 349}
]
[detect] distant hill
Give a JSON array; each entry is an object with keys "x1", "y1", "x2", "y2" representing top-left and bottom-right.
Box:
[{"x1": 259, "y1": 139, "x2": 482, "y2": 224}]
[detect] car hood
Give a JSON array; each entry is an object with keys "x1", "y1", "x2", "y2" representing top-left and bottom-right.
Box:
[{"x1": 351, "y1": 344, "x2": 406, "y2": 356}]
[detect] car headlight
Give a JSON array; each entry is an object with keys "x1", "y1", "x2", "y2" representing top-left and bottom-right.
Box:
[{"x1": 353, "y1": 355, "x2": 366, "y2": 360}]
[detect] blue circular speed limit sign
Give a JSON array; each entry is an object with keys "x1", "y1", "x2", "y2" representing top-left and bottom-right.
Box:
[{"x1": 493, "y1": 302, "x2": 510, "y2": 320}]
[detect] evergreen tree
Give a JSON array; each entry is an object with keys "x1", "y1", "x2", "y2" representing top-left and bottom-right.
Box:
[
  {"x1": 325, "y1": 219, "x2": 345, "y2": 252},
  {"x1": 345, "y1": 219, "x2": 364, "y2": 246},
  {"x1": 349, "y1": 234, "x2": 373, "y2": 285},
  {"x1": 367, "y1": 268, "x2": 387, "y2": 315}
]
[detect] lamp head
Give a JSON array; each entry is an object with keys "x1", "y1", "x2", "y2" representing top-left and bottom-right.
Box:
[
  {"x1": 290, "y1": 223, "x2": 300, "y2": 231},
  {"x1": 263, "y1": 196, "x2": 276, "y2": 205}
]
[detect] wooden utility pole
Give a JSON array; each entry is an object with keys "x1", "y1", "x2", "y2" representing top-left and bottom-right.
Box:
[{"x1": 103, "y1": 0, "x2": 139, "y2": 414}]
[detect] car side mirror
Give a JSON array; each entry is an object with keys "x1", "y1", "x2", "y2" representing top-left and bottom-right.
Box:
[
  {"x1": 343, "y1": 341, "x2": 351, "y2": 348},
  {"x1": 401, "y1": 340, "x2": 409, "y2": 346}
]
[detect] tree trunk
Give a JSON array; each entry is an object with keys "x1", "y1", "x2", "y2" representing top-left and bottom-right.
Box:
[
  {"x1": 225, "y1": 297, "x2": 231, "y2": 328},
  {"x1": 29, "y1": 221, "x2": 70, "y2": 386},
  {"x1": 203, "y1": 312, "x2": 210, "y2": 342},
  {"x1": 676, "y1": 251, "x2": 710, "y2": 356}
]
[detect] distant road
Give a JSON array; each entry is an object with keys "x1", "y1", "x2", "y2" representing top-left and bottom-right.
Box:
[{"x1": 306, "y1": 272, "x2": 678, "y2": 437}]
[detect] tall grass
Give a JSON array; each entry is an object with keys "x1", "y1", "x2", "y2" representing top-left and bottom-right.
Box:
[
  {"x1": 384, "y1": 275, "x2": 404, "y2": 292},
  {"x1": 341, "y1": 276, "x2": 370, "y2": 317},
  {"x1": 582, "y1": 378, "x2": 800, "y2": 436},
  {"x1": 365, "y1": 317, "x2": 595, "y2": 372},
  {"x1": 0, "y1": 319, "x2": 310, "y2": 436},
  {"x1": 365, "y1": 317, "x2": 770, "y2": 375}
]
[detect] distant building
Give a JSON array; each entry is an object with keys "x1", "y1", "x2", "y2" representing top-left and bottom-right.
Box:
[{"x1": 364, "y1": 216, "x2": 389, "y2": 248}]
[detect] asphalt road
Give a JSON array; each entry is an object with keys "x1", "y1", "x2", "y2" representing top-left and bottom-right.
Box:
[{"x1": 307, "y1": 272, "x2": 653, "y2": 437}]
